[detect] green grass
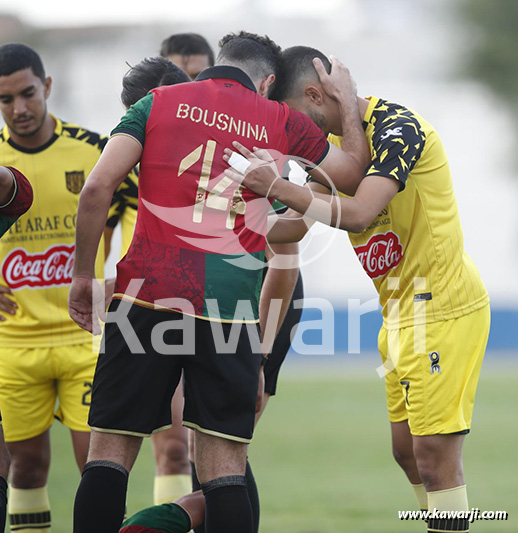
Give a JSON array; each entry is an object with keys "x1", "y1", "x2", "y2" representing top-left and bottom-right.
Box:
[{"x1": 45, "y1": 358, "x2": 517, "y2": 532}]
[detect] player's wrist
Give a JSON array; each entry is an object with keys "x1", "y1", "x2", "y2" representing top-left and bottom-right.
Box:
[
  {"x1": 267, "y1": 176, "x2": 290, "y2": 202},
  {"x1": 72, "y1": 271, "x2": 97, "y2": 282}
]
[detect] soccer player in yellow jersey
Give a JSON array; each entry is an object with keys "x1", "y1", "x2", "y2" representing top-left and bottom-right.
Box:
[
  {"x1": 225, "y1": 47, "x2": 490, "y2": 533},
  {"x1": 0, "y1": 43, "x2": 136, "y2": 533}
]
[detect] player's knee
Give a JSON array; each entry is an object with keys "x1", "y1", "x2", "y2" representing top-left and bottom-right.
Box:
[
  {"x1": 9, "y1": 448, "x2": 50, "y2": 487},
  {"x1": 157, "y1": 437, "x2": 189, "y2": 473},
  {"x1": 414, "y1": 458, "x2": 441, "y2": 489},
  {"x1": 0, "y1": 445, "x2": 10, "y2": 479},
  {"x1": 392, "y1": 445, "x2": 415, "y2": 472}
]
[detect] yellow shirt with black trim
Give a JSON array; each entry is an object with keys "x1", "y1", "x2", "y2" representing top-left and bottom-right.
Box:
[
  {"x1": 329, "y1": 97, "x2": 489, "y2": 329},
  {"x1": 0, "y1": 116, "x2": 135, "y2": 347},
  {"x1": 106, "y1": 161, "x2": 138, "y2": 257}
]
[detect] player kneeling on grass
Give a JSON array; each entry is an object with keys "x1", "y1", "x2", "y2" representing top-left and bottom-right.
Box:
[{"x1": 119, "y1": 491, "x2": 204, "y2": 533}]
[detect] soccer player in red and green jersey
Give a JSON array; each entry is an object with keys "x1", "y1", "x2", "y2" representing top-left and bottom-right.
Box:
[{"x1": 69, "y1": 32, "x2": 369, "y2": 533}]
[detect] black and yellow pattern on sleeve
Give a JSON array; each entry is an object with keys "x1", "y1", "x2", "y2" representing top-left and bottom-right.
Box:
[
  {"x1": 59, "y1": 121, "x2": 139, "y2": 228},
  {"x1": 61, "y1": 123, "x2": 108, "y2": 151},
  {"x1": 106, "y1": 167, "x2": 139, "y2": 229},
  {"x1": 364, "y1": 100, "x2": 426, "y2": 190}
]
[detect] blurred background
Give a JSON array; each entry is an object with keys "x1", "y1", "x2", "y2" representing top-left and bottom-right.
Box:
[{"x1": 1, "y1": 0, "x2": 517, "y2": 531}]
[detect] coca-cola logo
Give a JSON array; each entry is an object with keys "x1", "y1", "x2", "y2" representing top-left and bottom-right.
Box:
[
  {"x1": 1, "y1": 244, "x2": 75, "y2": 290},
  {"x1": 354, "y1": 231, "x2": 403, "y2": 279}
]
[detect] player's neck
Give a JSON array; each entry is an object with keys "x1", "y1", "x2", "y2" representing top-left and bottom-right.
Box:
[
  {"x1": 8, "y1": 114, "x2": 56, "y2": 150},
  {"x1": 357, "y1": 96, "x2": 369, "y2": 120}
]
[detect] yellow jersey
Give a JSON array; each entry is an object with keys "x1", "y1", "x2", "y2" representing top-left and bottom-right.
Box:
[
  {"x1": 106, "y1": 162, "x2": 138, "y2": 257},
  {"x1": 329, "y1": 97, "x2": 489, "y2": 329},
  {"x1": 0, "y1": 116, "x2": 128, "y2": 347}
]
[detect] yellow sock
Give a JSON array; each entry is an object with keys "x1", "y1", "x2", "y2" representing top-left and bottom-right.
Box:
[
  {"x1": 153, "y1": 474, "x2": 192, "y2": 505},
  {"x1": 427, "y1": 485, "x2": 469, "y2": 532},
  {"x1": 8, "y1": 486, "x2": 51, "y2": 532},
  {"x1": 412, "y1": 482, "x2": 428, "y2": 510}
]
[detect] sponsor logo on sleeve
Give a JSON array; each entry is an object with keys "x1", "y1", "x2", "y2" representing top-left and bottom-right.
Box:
[{"x1": 380, "y1": 127, "x2": 403, "y2": 141}]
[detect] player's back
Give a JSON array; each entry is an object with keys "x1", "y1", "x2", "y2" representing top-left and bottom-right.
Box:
[
  {"x1": 114, "y1": 68, "x2": 294, "y2": 321},
  {"x1": 138, "y1": 76, "x2": 289, "y2": 252}
]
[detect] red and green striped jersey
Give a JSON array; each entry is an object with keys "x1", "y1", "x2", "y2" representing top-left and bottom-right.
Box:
[
  {"x1": 120, "y1": 502, "x2": 191, "y2": 533},
  {"x1": 111, "y1": 65, "x2": 329, "y2": 322}
]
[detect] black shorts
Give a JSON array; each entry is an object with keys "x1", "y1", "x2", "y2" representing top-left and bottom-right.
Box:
[
  {"x1": 89, "y1": 300, "x2": 262, "y2": 443},
  {"x1": 264, "y1": 272, "x2": 304, "y2": 396}
]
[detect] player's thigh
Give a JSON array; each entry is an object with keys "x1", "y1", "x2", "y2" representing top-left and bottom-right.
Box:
[
  {"x1": 378, "y1": 326, "x2": 408, "y2": 424},
  {"x1": 183, "y1": 320, "x2": 262, "y2": 444},
  {"x1": 54, "y1": 342, "x2": 98, "y2": 432},
  {"x1": 88, "y1": 300, "x2": 184, "y2": 437},
  {"x1": 395, "y1": 304, "x2": 490, "y2": 436},
  {"x1": 0, "y1": 346, "x2": 56, "y2": 442}
]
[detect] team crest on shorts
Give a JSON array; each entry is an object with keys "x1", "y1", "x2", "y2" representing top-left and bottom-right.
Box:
[
  {"x1": 429, "y1": 351, "x2": 441, "y2": 374},
  {"x1": 65, "y1": 171, "x2": 85, "y2": 194}
]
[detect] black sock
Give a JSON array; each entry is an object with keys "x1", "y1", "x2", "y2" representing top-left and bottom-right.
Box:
[
  {"x1": 245, "y1": 459, "x2": 260, "y2": 533},
  {"x1": 202, "y1": 475, "x2": 253, "y2": 533},
  {"x1": 73, "y1": 460, "x2": 128, "y2": 533},
  {"x1": 0, "y1": 477, "x2": 7, "y2": 533}
]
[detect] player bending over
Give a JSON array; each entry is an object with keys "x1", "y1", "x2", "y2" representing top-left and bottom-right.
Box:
[{"x1": 225, "y1": 47, "x2": 490, "y2": 533}]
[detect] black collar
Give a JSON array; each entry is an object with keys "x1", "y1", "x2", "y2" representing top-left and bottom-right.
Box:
[{"x1": 195, "y1": 65, "x2": 257, "y2": 93}]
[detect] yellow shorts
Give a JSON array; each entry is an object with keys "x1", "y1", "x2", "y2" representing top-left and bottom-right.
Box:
[
  {"x1": 0, "y1": 342, "x2": 98, "y2": 442},
  {"x1": 378, "y1": 304, "x2": 490, "y2": 436}
]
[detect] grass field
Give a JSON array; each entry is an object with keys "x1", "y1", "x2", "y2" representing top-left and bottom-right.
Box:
[{"x1": 45, "y1": 355, "x2": 517, "y2": 533}]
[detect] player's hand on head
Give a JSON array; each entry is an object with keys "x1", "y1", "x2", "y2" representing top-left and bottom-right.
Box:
[
  {"x1": 314, "y1": 56, "x2": 357, "y2": 101},
  {"x1": 68, "y1": 276, "x2": 106, "y2": 335},
  {"x1": 0, "y1": 285, "x2": 18, "y2": 321},
  {"x1": 223, "y1": 141, "x2": 282, "y2": 197}
]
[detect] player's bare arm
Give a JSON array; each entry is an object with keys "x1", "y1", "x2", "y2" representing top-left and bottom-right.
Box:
[
  {"x1": 260, "y1": 242, "x2": 300, "y2": 355},
  {"x1": 224, "y1": 143, "x2": 399, "y2": 233},
  {"x1": 69, "y1": 135, "x2": 142, "y2": 334}
]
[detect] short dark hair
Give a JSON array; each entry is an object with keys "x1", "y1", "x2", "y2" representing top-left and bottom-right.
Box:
[
  {"x1": 269, "y1": 46, "x2": 331, "y2": 102},
  {"x1": 0, "y1": 43, "x2": 46, "y2": 82},
  {"x1": 217, "y1": 31, "x2": 282, "y2": 82},
  {"x1": 160, "y1": 33, "x2": 215, "y2": 66},
  {"x1": 121, "y1": 56, "x2": 190, "y2": 108}
]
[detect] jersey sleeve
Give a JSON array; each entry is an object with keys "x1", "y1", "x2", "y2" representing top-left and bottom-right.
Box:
[
  {"x1": 365, "y1": 114, "x2": 426, "y2": 191},
  {"x1": 0, "y1": 167, "x2": 33, "y2": 218},
  {"x1": 110, "y1": 92, "x2": 154, "y2": 146},
  {"x1": 285, "y1": 108, "x2": 330, "y2": 167}
]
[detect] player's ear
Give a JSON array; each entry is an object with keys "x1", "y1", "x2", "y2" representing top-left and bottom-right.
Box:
[
  {"x1": 43, "y1": 76, "x2": 52, "y2": 99},
  {"x1": 305, "y1": 85, "x2": 324, "y2": 106},
  {"x1": 258, "y1": 74, "x2": 275, "y2": 98}
]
